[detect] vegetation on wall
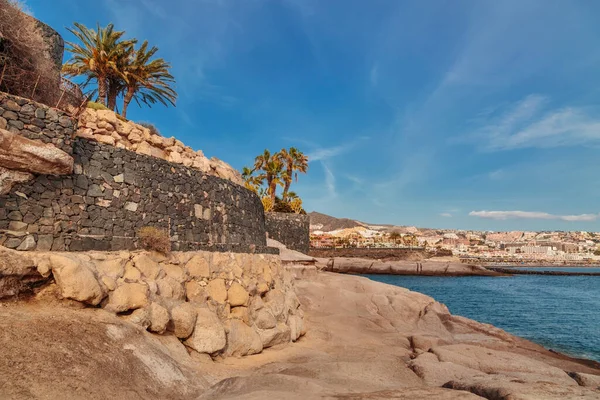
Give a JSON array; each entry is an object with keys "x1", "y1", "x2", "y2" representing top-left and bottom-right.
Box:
[
  {"x1": 0, "y1": 0, "x2": 57, "y2": 105},
  {"x1": 243, "y1": 147, "x2": 309, "y2": 214},
  {"x1": 62, "y1": 23, "x2": 177, "y2": 118}
]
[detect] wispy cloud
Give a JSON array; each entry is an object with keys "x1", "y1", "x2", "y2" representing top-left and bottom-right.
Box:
[
  {"x1": 469, "y1": 210, "x2": 599, "y2": 222},
  {"x1": 465, "y1": 95, "x2": 600, "y2": 151},
  {"x1": 440, "y1": 213, "x2": 453, "y2": 218},
  {"x1": 321, "y1": 162, "x2": 336, "y2": 197},
  {"x1": 307, "y1": 136, "x2": 369, "y2": 162}
]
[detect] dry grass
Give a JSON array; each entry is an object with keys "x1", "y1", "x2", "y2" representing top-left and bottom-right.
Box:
[
  {"x1": 137, "y1": 226, "x2": 171, "y2": 254},
  {"x1": 0, "y1": 0, "x2": 59, "y2": 105}
]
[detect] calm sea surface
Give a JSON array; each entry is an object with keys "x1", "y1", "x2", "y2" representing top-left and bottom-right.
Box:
[{"x1": 365, "y1": 272, "x2": 600, "y2": 362}]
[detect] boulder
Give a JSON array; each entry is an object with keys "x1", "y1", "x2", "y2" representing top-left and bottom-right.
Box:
[
  {"x1": 0, "y1": 246, "x2": 45, "y2": 300},
  {"x1": 254, "y1": 308, "x2": 277, "y2": 330},
  {"x1": 170, "y1": 302, "x2": 198, "y2": 339},
  {"x1": 122, "y1": 307, "x2": 150, "y2": 329},
  {"x1": 95, "y1": 257, "x2": 127, "y2": 279},
  {"x1": 264, "y1": 289, "x2": 286, "y2": 319},
  {"x1": 288, "y1": 314, "x2": 305, "y2": 342},
  {"x1": 0, "y1": 166, "x2": 33, "y2": 195},
  {"x1": 158, "y1": 277, "x2": 185, "y2": 300},
  {"x1": 185, "y1": 280, "x2": 208, "y2": 303},
  {"x1": 230, "y1": 306, "x2": 250, "y2": 324},
  {"x1": 258, "y1": 323, "x2": 292, "y2": 348},
  {"x1": 223, "y1": 319, "x2": 263, "y2": 357},
  {"x1": 105, "y1": 282, "x2": 148, "y2": 313},
  {"x1": 148, "y1": 302, "x2": 170, "y2": 334},
  {"x1": 227, "y1": 282, "x2": 249, "y2": 307},
  {"x1": 96, "y1": 109, "x2": 117, "y2": 126},
  {"x1": 186, "y1": 255, "x2": 210, "y2": 279},
  {"x1": 137, "y1": 141, "x2": 166, "y2": 159},
  {"x1": 50, "y1": 254, "x2": 105, "y2": 305},
  {"x1": 0, "y1": 128, "x2": 73, "y2": 175},
  {"x1": 569, "y1": 372, "x2": 600, "y2": 388},
  {"x1": 206, "y1": 278, "x2": 227, "y2": 304},
  {"x1": 184, "y1": 308, "x2": 226, "y2": 354},
  {"x1": 162, "y1": 264, "x2": 187, "y2": 283},
  {"x1": 132, "y1": 254, "x2": 160, "y2": 280}
]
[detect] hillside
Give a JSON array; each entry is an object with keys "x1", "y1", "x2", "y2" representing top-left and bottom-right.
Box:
[{"x1": 308, "y1": 211, "x2": 365, "y2": 232}]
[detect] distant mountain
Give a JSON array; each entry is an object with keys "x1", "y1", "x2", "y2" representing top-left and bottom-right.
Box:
[{"x1": 308, "y1": 212, "x2": 365, "y2": 232}]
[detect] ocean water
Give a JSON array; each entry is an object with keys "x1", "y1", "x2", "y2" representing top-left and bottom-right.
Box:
[{"x1": 365, "y1": 273, "x2": 600, "y2": 362}]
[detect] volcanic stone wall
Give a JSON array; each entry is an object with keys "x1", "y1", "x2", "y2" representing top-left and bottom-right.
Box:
[
  {"x1": 0, "y1": 92, "x2": 75, "y2": 154},
  {"x1": 0, "y1": 137, "x2": 270, "y2": 253},
  {"x1": 265, "y1": 212, "x2": 310, "y2": 253}
]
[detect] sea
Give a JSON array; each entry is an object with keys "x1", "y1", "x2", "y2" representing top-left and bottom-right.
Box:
[{"x1": 365, "y1": 267, "x2": 600, "y2": 362}]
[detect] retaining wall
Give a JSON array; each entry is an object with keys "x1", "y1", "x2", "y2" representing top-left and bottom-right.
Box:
[
  {"x1": 265, "y1": 212, "x2": 310, "y2": 254},
  {"x1": 0, "y1": 137, "x2": 269, "y2": 252},
  {"x1": 0, "y1": 92, "x2": 76, "y2": 154}
]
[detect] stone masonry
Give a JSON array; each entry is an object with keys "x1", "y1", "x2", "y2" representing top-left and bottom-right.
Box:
[
  {"x1": 0, "y1": 138, "x2": 268, "y2": 252},
  {"x1": 265, "y1": 212, "x2": 310, "y2": 253}
]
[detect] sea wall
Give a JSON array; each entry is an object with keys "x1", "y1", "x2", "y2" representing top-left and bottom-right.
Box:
[
  {"x1": 0, "y1": 137, "x2": 268, "y2": 252},
  {"x1": 0, "y1": 92, "x2": 76, "y2": 154},
  {"x1": 77, "y1": 108, "x2": 242, "y2": 185},
  {"x1": 265, "y1": 212, "x2": 310, "y2": 254},
  {"x1": 308, "y1": 247, "x2": 427, "y2": 260},
  {"x1": 0, "y1": 245, "x2": 305, "y2": 357}
]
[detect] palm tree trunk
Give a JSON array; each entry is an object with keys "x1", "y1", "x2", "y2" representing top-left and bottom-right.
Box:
[
  {"x1": 283, "y1": 179, "x2": 291, "y2": 201},
  {"x1": 122, "y1": 87, "x2": 134, "y2": 118},
  {"x1": 97, "y1": 76, "x2": 108, "y2": 106},
  {"x1": 107, "y1": 81, "x2": 118, "y2": 111},
  {"x1": 270, "y1": 181, "x2": 277, "y2": 201}
]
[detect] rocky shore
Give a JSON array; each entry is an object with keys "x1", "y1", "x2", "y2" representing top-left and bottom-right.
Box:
[
  {"x1": 2, "y1": 256, "x2": 599, "y2": 399},
  {"x1": 319, "y1": 256, "x2": 503, "y2": 276}
]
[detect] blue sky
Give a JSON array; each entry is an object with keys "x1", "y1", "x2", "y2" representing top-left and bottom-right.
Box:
[{"x1": 27, "y1": 0, "x2": 600, "y2": 231}]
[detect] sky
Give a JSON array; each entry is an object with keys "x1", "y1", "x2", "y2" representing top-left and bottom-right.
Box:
[{"x1": 26, "y1": 0, "x2": 600, "y2": 232}]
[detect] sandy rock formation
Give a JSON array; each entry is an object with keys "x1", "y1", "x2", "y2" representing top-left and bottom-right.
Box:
[
  {"x1": 0, "y1": 127, "x2": 73, "y2": 175},
  {"x1": 0, "y1": 166, "x2": 33, "y2": 194},
  {"x1": 77, "y1": 108, "x2": 243, "y2": 185}
]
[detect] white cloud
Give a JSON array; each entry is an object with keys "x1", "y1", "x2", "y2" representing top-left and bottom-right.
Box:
[
  {"x1": 307, "y1": 136, "x2": 369, "y2": 162},
  {"x1": 469, "y1": 210, "x2": 599, "y2": 222},
  {"x1": 440, "y1": 213, "x2": 453, "y2": 218},
  {"x1": 467, "y1": 94, "x2": 600, "y2": 150}
]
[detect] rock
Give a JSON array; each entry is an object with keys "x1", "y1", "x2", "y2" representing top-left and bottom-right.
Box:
[
  {"x1": 95, "y1": 257, "x2": 126, "y2": 279},
  {"x1": 123, "y1": 263, "x2": 141, "y2": 281},
  {"x1": 170, "y1": 302, "x2": 198, "y2": 339},
  {"x1": 162, "y1": 264, "x2": 187, "y2": 283},
  {"x1": 264, "y1": 289, "x2": 285, "y2": 319},
  {"x1": 105, "y1": 282, "x2": 148, "y2": 313},
  {"x1": 8, "y1": 220, "x2": 28, "y2": 232},
  {"x1": 185, "y1": 280, "x2": 208, "y2": 303},
  {"x1": 569, "y1": 372, "x2": 600, "y2": 388},
  {"x1": 431, "y1": 344, "x2": 576, "y2": 386},
  {"x1": 227, "y1": 282, "x2": 249, "y2": 307},
  {"x1": 101, "y1": 275, "x2": 117, "y2": 291},
  {"x1": 137, "y1": 141, "x2": 166, "y2": 159},
  {"x1": 223, "y1": 319, "x2": 263, "y2": 357},
  {"x1": 254, "y1": 308, "x2": 277, "y2": 330},
  {"x1": 148, "y1": 302, "x2": 170, "y2": 334},
  {"x1": 0, "y1": 246, "x2": 46, "y2": 299},
  {"x1": 122, "y1": 307, "x2": 150, "y2": 329},
  {"x1": 0, "y1": 128, "x2": 73, "y2": 175},
  {"x1": 206, "y1": 278, "x2": 227, "y2": 304},
  {"x1": 50, "y1": 254, "x2": 105, "y2": 305},
  {"x1": 288, "y1": 314, "x2": 305, "y2": 342},
  {"x1": 186, "y1": 254, "x2": 210, "y2": 278},
  {"x1": 94, "y1": 134, "x2": 115, "y2": 146},
  {"x1": 157, "y1": 277, "x2": 185, "y2": 300},
  {"x1": 113, "y1": 173, "x2": 124, "y2": 183},
  {"x1": 258, "y1": 323, "x2": 291, "y2": 348},
  {"x1": 132, "y1": 254, "x2": 160, "y2": 280},
  {"x1": 36, "y1": 235, "x2": 53, "y2": 251},
  {"x1": 409, "y1": 351, "x2": 487, "y2": 387},
  {"x1": 96, "y1": 109, "x2": 117, "y2": 125},
  {"x1": 230, "y1": 306, "x2": 250, "y2": 324},
  {"x1": 16, "y1": 235, "x2": 36, "y2": 251},
  {"x1": 184, "y1": 308, "x2": 226, "y2": 354},
  {"x1": 444, "y1": 376, "x2": 600, "y2": 400},
  {"x1": 0, "y1": 166, "x2": 33, "y2": 195}
]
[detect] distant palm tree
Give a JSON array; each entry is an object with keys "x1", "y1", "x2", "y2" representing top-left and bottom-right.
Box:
[
  {"x1": 62, "y1": 23, "x2": 135, "y2": 106},
  {"x1": 278, "y1": 147, "x2": 308, "y2": 201},
  {"x1": 120, "y1": 41, "x2": 177, "y2": 118},
  {"x1": 242, "y1": 166, "x2": 262, "y2": 193},
  {"x1": 253, "y1": 149, "x2": 283, "y2": 201}
]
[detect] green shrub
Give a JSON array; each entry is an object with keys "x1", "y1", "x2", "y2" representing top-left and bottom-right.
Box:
[
  {"x1": 138, "y1": 226, "x2": 171, "y2": 254},
  {"x1": 139, "y1": 122, "x2": 161, "y2": 137},
  {"x1": 87, "y1": 101, "x2": 110, "y2": 111}
]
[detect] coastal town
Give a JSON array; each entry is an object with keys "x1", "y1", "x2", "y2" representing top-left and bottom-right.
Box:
[{"x1": 309, "y1": 214, "x2": 600, "y2": 264}]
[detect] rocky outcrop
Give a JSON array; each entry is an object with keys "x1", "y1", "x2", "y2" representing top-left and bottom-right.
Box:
[
  {"x1": 77, "y1": 108, "x2": 242, "y2": 185},
  {"x1": 0, "y1": 128, "x2": 73, "y2": 175},
  {"x1": 320, "y1": 256, "x2": 502, "y2": 276},
  {"x1": 0, "y1": 245, "x2": 304, "y2": 359}
]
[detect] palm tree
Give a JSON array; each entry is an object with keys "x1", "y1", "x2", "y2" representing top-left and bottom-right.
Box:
[
  {"x1": 253, "y1": 149, "x2": 283, "y2": 201},
  {"x1": 120, "y1": 41, "x2": 177, "y2": 118},
  {"x1": 278, "y1": 147, "x2": 309, "y2": 201},
  {"x1": 62, "y1": 23, "x2": 135, "y2": 107},
  {"x1": 242, "y1": 166, "x2": 262, "y2": 193}
]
